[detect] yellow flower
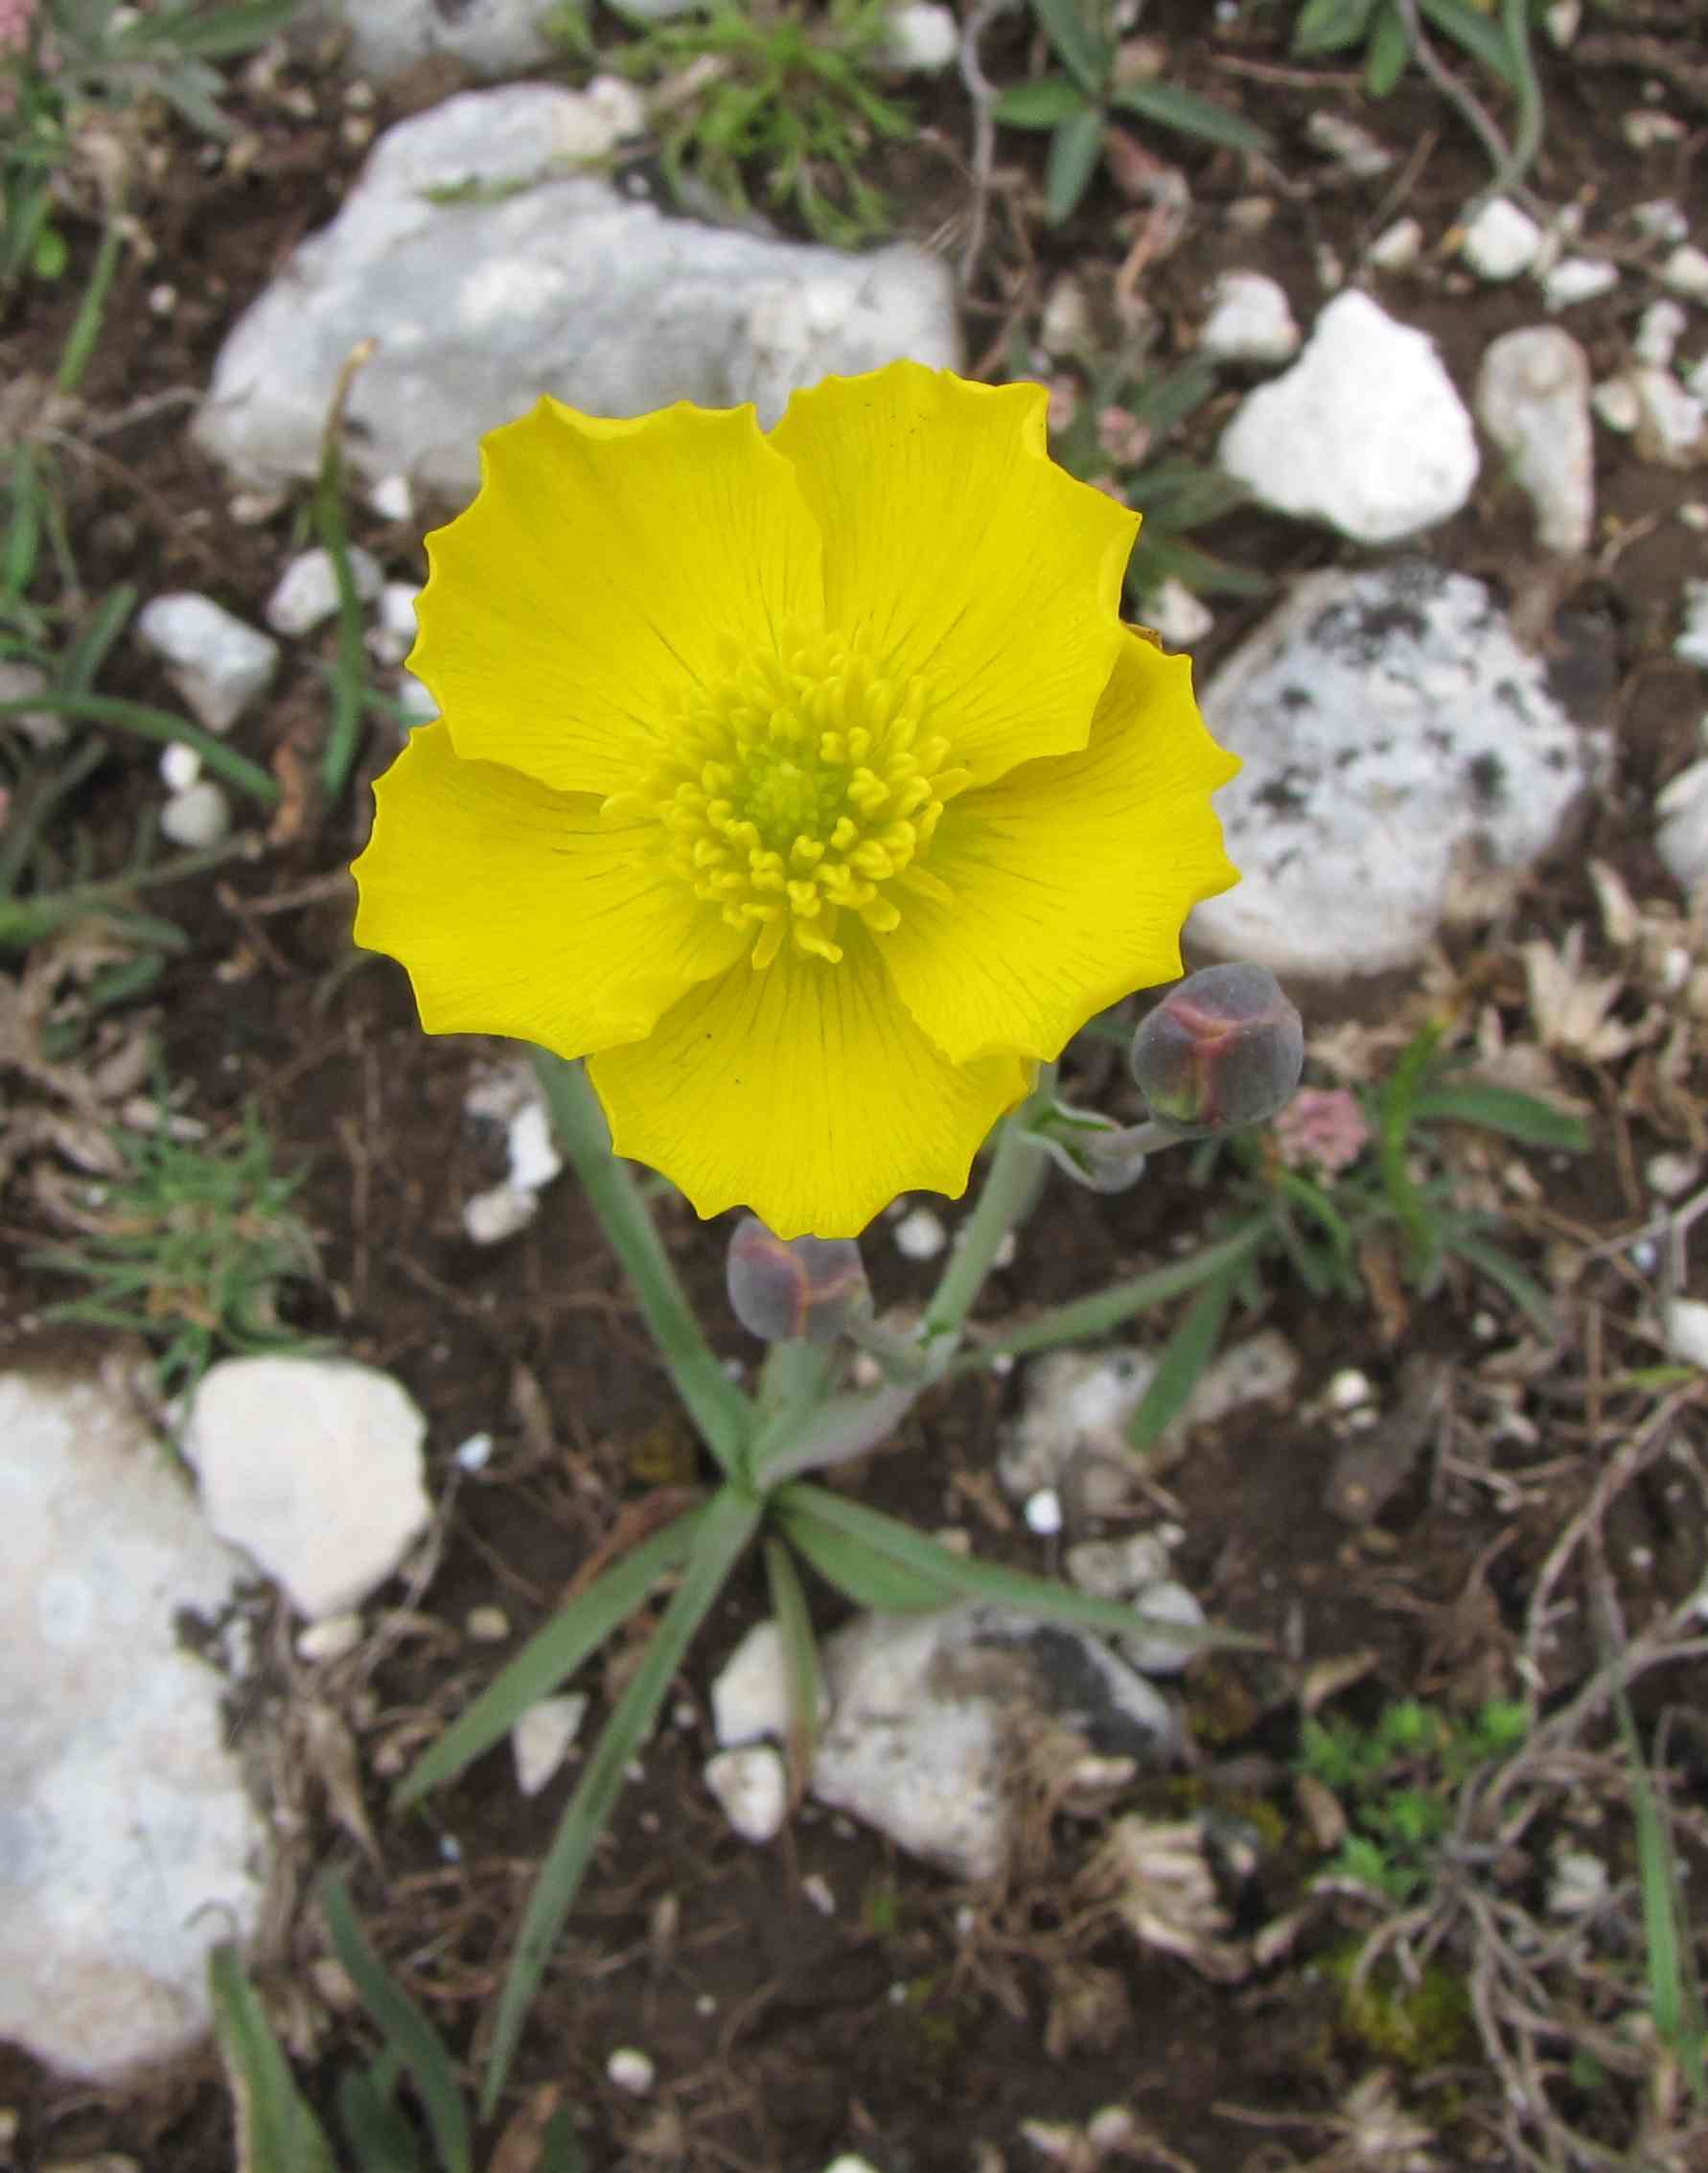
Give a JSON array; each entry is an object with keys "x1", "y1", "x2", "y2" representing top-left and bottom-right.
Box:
[{"x1": 352, "y1": 362, "x2": 1238, "y2": 1239}]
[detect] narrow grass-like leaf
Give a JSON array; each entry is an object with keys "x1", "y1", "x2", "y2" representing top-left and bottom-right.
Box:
[
  {"x1": 1611, "y1": 1677, "x2": 1707, "y2": 2103},
  {"x1": 1411, "y1": 1082, "x2": 1589, "y2": 1152},
  {"x1": 949, "y1": 1222, "x2": 1266, "y2": 1373},
  {"x1": 764, "y1": 1535, "x2": 822, "y2": 1798},
  {"x1": 1046, "y1": 104, "x2": 1106, "y2": 223},
  {"x1": 993, "y1": 77, "x2": 1087, "y2": 127},
  {"x1": 315, "y1": 428, "x2": 372, "y2": 807},
  {"x1": 1420, "y1": 0, "x2": 1519, "y2": 86},
  {"x1": 1292, "y1": 0, "x2": 1376, "y2": 54},
  {"x1": 207, "y1": 1945, "x2": 339, "y2": 2173},
  {"x1": 1108, "y1": 80, "x2": 1268, "y2": 154},
  {"x1": 538, "y1": 2109, "x2": 589, "y2": 2172},
  {"x1": 323, "y1": 1872, "x2": 472, "y2": 2173},
  {"x1": 1126, "y1": 1262, "x2": 1237, "y2": 1458},
  {"x1": 62, "y1": 583, "x2": 137, "y2": 692},
  {"x1": 774, "y1": 1502, "x2": 962, "y2": 1612},
  {"x1": 1441, "y1": 1226, "x2": 1557, "y2": 1341},
  {"x1": 394, "y1": 1501, "x2": 707, "y2": 1811},
  {"x1": 337, "y1": 2069, "x2": 423, "y2": 2173},
  {"x1": 776, "y1": 1483, "x2": 1255, "y2": 1653},
  {"x1": 1029, "y1": 0, "x2": 1111, "y2": 96},
  {"x1": 1364, "y1": 3, "x2": 1409, "y2": 95},
  {"x1": 0, "y1": 690, "x2": 280, "y2": 804},
  {"x1": 1128, "y1": 533, "x2": 1270, "y2": 599},
  {"x1": 482, "y1": 1484, "x2": 761, "y2": 2113}
]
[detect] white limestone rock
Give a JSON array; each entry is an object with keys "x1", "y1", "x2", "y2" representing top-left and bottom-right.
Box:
[
  {"x1": 1365, "y1": 217, "x2": 1422, "y2": 273},
  {"x1": 1662, "y1": 243, "x2": 1708, "y2": 303},
  {"x1": 1197, "y1": 269, "x2": 1300, "y2": 366},
  {"x1": 299, "y1": 0, "x2": 558, "y2": 82},
  {"x1": 809, "y1": 1605, "x2": 1179, "y2": 1879},
  {"x1": 1139, "y1": 576, "x2": 1213, "y2": 650},
  {"x1": 193, "y1": 85, "x2": 958, "y2": 499},
  {"x1": 134, "y1": 592, "x2": 279, "y2": 735},
  {"x1": 180, "y1": 1356, "x2": 431, "y2": 1618},
  {"x1": 704, "y1": 1744, "x2": 790, "y2": 1843},
  {"x1": 511, "y1": 1693, "x2": 588, "y2": 1796},
  {"x1": 1119, "y1": 1581, "x2": 1206, "y2": 1677},
  {"x1": 161, "y1": 779, "x2": 234, "y2": 849},
  {"x1": 1629, "y1": 366, "x2": 1707, "y2": 468},
  {"x1": 711, "y1": 1617, "x2": 827, "y2": 1749},
  {"x1": 265, "y1": 545, "x2": 384, "y2": 636},
  {"x1": 0, "y1": 1368, "x2": 268, "y2": 2081},
  {"x1": 1189, "y1": 562, "x2": 1611, "y2": 979},
  {"x1": 1461, "y1": 196, "x2": 1541, "y2": 282},
  {"x1": 1218, "y1": 291, "x2": 1478, "y2": 543},
  {"x1": 1541, "y1": 256, "x2": 1618, "y2": 311},
  {"x1": 1475, "y1": 325, "x2": 1595, "y2": 554},
  {"x1": 1656, "y1": 757, "x2": 1708, "y2": 894},
  {"x1": 879, "y1": 1, "x2": 958, "y2": 72}
]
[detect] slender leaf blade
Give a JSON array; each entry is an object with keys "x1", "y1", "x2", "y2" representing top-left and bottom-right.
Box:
[
  {"x1": 1411, "y1": 1082, "x2": 1589, "y2": 1152},
  {"x1": 993, "y1": 78, "x2": 1088, "y2": 127},
  {"x1": 207, "y1": 1947, "x2": 339, "y2": 2173},
  {"x1": 775, "y1": 1504, "x2": 964, "y2": 1612},
  {"x1": 1109, "y1": 80, "x2": 1269, "y2": 154},
  {"x1": 1029, "y1": 0, "x2": 1112, "y2": 96},
  {"x1": 1046, "y1": 104, "x2": 1106, "y2": 224},
  {"x1": 1126, "y1": 1263, "x2": 1237, "y2": 1458}
]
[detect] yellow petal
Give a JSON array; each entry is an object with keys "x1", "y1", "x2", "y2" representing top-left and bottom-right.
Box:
[
  {"x1": 589, "y1": 932, "x2": 1031, "y2": 1239},
  {"x1": 767, "y1": 361, "x2": 1137, "y2": 785},
  {"x1": 411, "y1": 399, "x2": 824, "y2": 796},
  {"x1": 878, "y1": 632, "x2": 1240, "y2": 1065},
  {"x1": 352, "y1": 722, "x2": 745, "y2": 1052}
]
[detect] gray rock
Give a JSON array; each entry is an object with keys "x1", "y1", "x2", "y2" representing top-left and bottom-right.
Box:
[
  {"x1": 1189, "y1": 562, "x2": 1612, "y2": 979},
  {"x1": 1656, "y1": 757, "x2": 1708, "y2": 895},
  {"x1": 810, "y1": 1605, "x2": 1179, "y2": 1879},
  {"x1": 1218, "y1": 291, "x2": 1479, "y2": 543},
  {"x1": 193, "y1": 84, "x2": 959, "y2": 500},
  {"x1": 1460, "y1": 196, "x2": 1541, "y2": 282},
  {"x1": 179, "y1": 1356, "x2": 432, "y2": 1618},
  {"x1": 1475, "y1": 326, "x2": 1594, "y2": 554},
  {"x1": 710, "y1": 1617, "x2": 827, "y2": 1749},
  {"x1": 134, "y1": 592, "x2": 280, "y2": 735},
  {"x1": 160, "y1": 779, "x2": 234, "y2": 849},
  {"x1": 0, "y1": 1367, "x2": 268, "y2": 2080},
  {"x1": 1197, "y1": 269, "x2": 1300, "y2": 367},
  {"x1": 265, "y1": 545, "x2": 384, "y2": 636},
  {"x1": 305, "y1": 0, "x2": 557, "y2": 82}
]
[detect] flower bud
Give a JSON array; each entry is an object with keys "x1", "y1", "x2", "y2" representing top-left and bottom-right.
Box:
[
  {"x1": 725, "y1": 1216, "x2": 868, "y2": 1344},
  {"x1": 1129, "y1": 963, "x2": 1304, "y2": 1134}
]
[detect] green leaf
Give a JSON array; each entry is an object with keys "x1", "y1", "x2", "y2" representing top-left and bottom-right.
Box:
[
  {"x1": 322, "y1": 1873, "x2": 472, "y2": 2173},
  {"x1": 1028, "y1": 0, "x2": 1112, "y2": 97},
  {"x1": 1364, "y1": 5, "x2": 1410, "y2": 95},
  {"x1": 392, "y1": 1501, "x2": 707, "y2": 1811},
  {"x1": 337, "y1": 2069, "x2": 425, "y2": 2173},
  {"x1": 1441, "y1": 1226, "x2": 1558, "y2": 1341},
  {"x1": 776, "y1": 1483, "x2": 1254, "y2": 1654},
  {"x1": 32, "y1": 224, "x2": 68, "y2": 280},
  {"x1": 1291, "y1": 0, "x2": 1377, "y2": 56},
  {"x1": 1128, "y1": 533, "x2": 1270, "y2": 600},
  {"x1": 951, "y1": 1222, "x2": 1267, "y2": 1371},
  {"x1": 1108, "y1": 81, "x2": 1269, "y2": 154},
  {"x1": 1410, "y1": 1082, "x2": 1589, "y2": 1153},
  {"x1": 774, "y1": 1505, "x2": 964, "y2": 1612},
  {"x1": 1126, "y1": 1264, "x2": 1237, "y2": 1459},
  {"x1": 1045, "y1": 104, "x2": 1106, "y2": 224},
  {"x1": 993, "y1": 77, "x2": 1089, "y2": 127},
  {"x1": 1420, "y1": 0, "x2": 1519, "y2": 86},
  {"x1": 764, "y1": 1534, "x2": 824, "y2": 1794},
  {"x1": 207, "y1": 1946, "x2": 339, "y2": 2173},
  {"x1": 482, "y1": 1484, "x2": 761, "y2": 2112}
]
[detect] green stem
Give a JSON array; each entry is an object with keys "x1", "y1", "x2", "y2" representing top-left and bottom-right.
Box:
[
  {"x1": 922, "y1": 1063, "x2": 1056, "y2": 1342},
  {"x1": 531, "y1": 1052, "x2": 753, "y2": 1477},
  {"x1": 0, "y1": 693, "x2": 281, "y2": 806},
  {"x1": 0, "y1": 835, "x2": 258, "y2": 946},
  {"x1": 56, "y1": 207, "x2": 127, "y2": 398}
]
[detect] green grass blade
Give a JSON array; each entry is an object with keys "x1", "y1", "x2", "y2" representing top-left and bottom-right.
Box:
[
  {"x1": 1611, "y1": 1673, "x2": 1706, "y2": 2102},
  {"x1": 1441, "y1": 1226, "x2": 1557, "y2": 1341},
  {"x1": 1291, "y1": 0, "x2": 1376, "y2": 54},
  {"x1": 0, "y1": 690, "x2": 280, "y2": 804},
  {"x1": 1108, "y1": 80, "x2": 1268, "y2": 154},
  {"x1": 993, "y1": 78, "x2": 1087, "y2": 127},
  {"x1": 1126, "y1": 1261, "x2": 1237, "y2": 1458},
  {"x1": 207, "y1": 1946, "x2": 339, "y2": 2173},
  {"x1": 322, "y1": 1873, "x2": 472, "y2": 2173},
  {"x1": 337, "y1": 2069, "x2": 424, "y2": 2173},
  {"x1": 776, "y1": 1501, "x2": 961, "y2": 1610},
  {"x1": 1419, "y1": 0, "x2": 1519, "y2": 86},
  {"x1": 1411, "y1": 1082, "x2": 1589, "y2": 1152},
  {"x1": 775, "y1": 1483, "x2": 1254, "y2": 1653},
  {"x1": 393, "y1": 1501, "x2": 708, "y2": 1811},
  {"x1": 1028, "y1": 0, "x2": 1112, "y2": 97},
  {"x1": 531, "y1": 1053, "x2": 753, "y2": 1475},
  {"x1": 481, "y1": 1483, "x2": 761, "y2": 2112},
  {"x1": 948, "y1": 1221, "x2": 1266, "y2": 1374},
  {"x1": 314, "y1": 425, "x2": 373, "y2": 806},
  {"x1": 764, "y1": 1534, "x2": 823, "y2": 1796}
]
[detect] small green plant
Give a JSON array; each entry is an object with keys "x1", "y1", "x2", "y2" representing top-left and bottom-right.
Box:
[
  {"x1": 29, "y1": 1095, "x2": 322, "y2": 1392},
  {"x1": 996, "y1": 0, "x2": 1269, "y2": 225},
  {"x1": 1291, "y1": 0, "x2": 1543, "y2": 198},
  {"x1": 553, "y1": 0, "x2": 915, "y2": 244},
  {"x1": 1040, "y1": 341, "x2": 1268, "y2": 602},
  {"x1": 209, "y1": 1874, "x2": 587, "y2": 2173},
  {"x1": 1301, "y1": 1697, "x2": 1530, "y2": 1902}
]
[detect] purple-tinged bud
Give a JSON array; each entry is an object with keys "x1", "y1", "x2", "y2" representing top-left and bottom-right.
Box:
[
  {"x1": 726, "y1": 1216, "x2": 868, "y2": 1344},
  {"x1": 1130, "y1": 964, "x2": 1304, "y2": 1134}
]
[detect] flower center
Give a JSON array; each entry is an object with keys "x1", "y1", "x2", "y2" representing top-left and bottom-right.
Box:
[{"x1": 606, "y1": 629, "x2": 970, "y2": 968}]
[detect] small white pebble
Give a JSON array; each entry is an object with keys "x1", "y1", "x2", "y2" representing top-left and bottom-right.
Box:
[
  {"x1": 992, "y1": 1232, "x2": 1018, "y2": 1269},
  {"x1": 1327, "y1": 1367, "x2": 1373, "y2": 1412},
  {"x1": 1678, "y1": 502, "x2": 1708, "y2": 532},
  {"x1": 1664, "y1": 1297, "x2": 1708, "y2": 1370},
  {"x1": 1624, "y1": 110, "x2": 1687, "y2": 150},
  {"x1": 454, "y1": 1429, "x2": 494, "y2": 1470},
  {"x1": 368, "y1": 473, "x2": 414, "y2": 521},
  {"x1": 1662, "y1": 243, "x2": 1708, "y2": 304},
  {"x1": 1542, "y1": 0, "x2": 1579, "y2": 45},
  {"x1": 1024, "y1": 1488, "x2": 1063, "y2": 1537},
  {"x1": 462, "y1": 1182, "x2": 537, "y2": 1246},
  {"x1": 296, "y1": 1611, "x2": 363, "y2": 1662},
  {"x1": 606, "y1": 2046, "x2": 656, "y2": 2095},
  {"x1": 1592, "y1": 377, "x2": 1642, "y2": 432},
  {"x1": 878, "y1": 0, "x2": 958, "y2": 73},
  {"x1": 1542, "y1": 256, "x2": 1619, "y2": 311},
  {"x1": 801, "y1": 1872, "x2": 837, "y2": 1915},
  {"x1": 265, "y1": 544, "x2": 383, "y2": 636},
  {"x1": 704, "y1": 1744, "x2": 788, "y2": 1843},
  {"x1": 511, "y1": 1693, "x2": 588, "y2": 1796},
  {"x1": 161, "y1": 779, "x2": 232, "y2": 849},
  {"x1": 1366, "y1": 217, "x2": 1422, "y2": 273},
  {"x1": 439, "y1": 1834, "x2": 462, "y2": 1861},
  {"x1": 1461, "y1": 196, "x2": 1541, "y2": 282},
  {"x1": 1635, "y1": 299, "x2": 1688, "y2": 367},
  {"x1": 229, "y1": 489, "x2": 288, "y2": 526},
  {"x1": 507, "y1": 1100, "x2": 564, "y2": 1192},
  {"x1": 466, "y1": 1605, "x2": 510, "y2": 1642},
  {"x1": 1631, "y1": 197, "x2": 1689, "y2": 243},
  {"x1": 1121, "y1": 1579, "x2": 1206, "y2": 1676},
  {"x1": 158, "y1": 741, "x2": 202, "y2": 792},
  {"x1": 893, "y1": 1206, "x2": 946, "y2": 1260},
  {"x1": 1649, "y1": 1150, "x2": 1700, "y2": 1198},
  {"x1": 823, "y1": 2159, "x2": 885, "y2": 2173},
  {"x1": 397, "y1": 671, "x2": 439, "y2": 726},
  {"x1": 148, "y1": 282, "x2": 177, "y2": 315}
]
